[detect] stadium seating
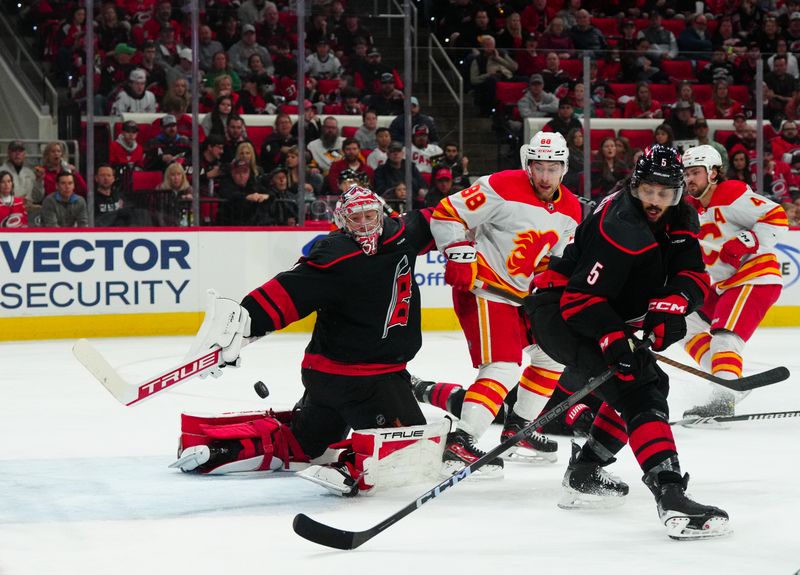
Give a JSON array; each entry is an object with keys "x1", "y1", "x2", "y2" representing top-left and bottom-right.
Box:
[
  {"x1": 618, "y1": 129, "x2": 655, "y2": 151},
  {"x1": 590, "y1": 129, "x2": 616, "y2": 151},
  {"x1": 132, "y1": 171, "x2": 164, "y2": 191}
]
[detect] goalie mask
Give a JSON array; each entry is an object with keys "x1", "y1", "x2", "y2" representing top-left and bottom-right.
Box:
[
  {"x1": 630, "y1": 144, "x2": 684, "y2": 206},
  {"x1": 520, "y1": 131, "x2": 569, "y2": 200},
  {"x1": 334, "y1": 185, "x2": 385, "y2": 256}
]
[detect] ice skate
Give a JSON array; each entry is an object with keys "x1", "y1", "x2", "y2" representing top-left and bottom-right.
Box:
[
  {"x1": 298, "y1": 462, "x2": 359, "y2": 497},
  {"x1": 682, "y1": 389, "x2": 735, "y2": 426},
  {"x1": 644, "y1": 465, "x2": 731, "y2": 540},
  {"x1": 169, "y1": 440, "x2": 241, "y2": 472},
  {"x1": 558, "y1": 442, "x2": 629, "y2": 509},
  {"x1": 442, "y1": 429, "x2": 504, "y2": 477},
  {"x1": 501, "y1": 411, "x2": 558, "y2": 463}
]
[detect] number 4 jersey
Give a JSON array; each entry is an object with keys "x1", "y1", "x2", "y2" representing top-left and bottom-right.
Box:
[
  {"x1": 686, "y1": 180, "x2": 788, "y2": 292},
  {"x1": 430, "y1": 169, "x2": 582, "y2": 299}
]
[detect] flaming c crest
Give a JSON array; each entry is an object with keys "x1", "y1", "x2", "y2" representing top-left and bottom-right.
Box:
[{"x1": 506, "y1": 229, "x2": 559, "y2": 277}]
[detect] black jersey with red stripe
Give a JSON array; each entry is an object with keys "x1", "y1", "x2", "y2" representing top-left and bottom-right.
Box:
[
  {"x1": 557, "y1": 189, "x2": 709, "y2": 341},
  {"x1": 241, "y1": 209, "x2": 436, "y2": 373}
]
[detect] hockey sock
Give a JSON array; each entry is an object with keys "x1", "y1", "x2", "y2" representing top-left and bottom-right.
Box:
[
  {"x1": 582, "y1": 402, "x2": 628, "y2": 463},
  {"x1": 512, "y1": 365, "x2": 559, "y2": 421},
  {"x1": 684, "y1": 332, "x2": 712, "y2": 372},
  {"x1": 628, "y1": 410, "x2": 677, "y2": 472},
  {"x1": 460, "y1": 362, "x2": 515, "y2": 437}
]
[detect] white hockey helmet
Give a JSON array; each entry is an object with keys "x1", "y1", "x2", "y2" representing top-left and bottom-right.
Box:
[
  {"x1": 333, "y1": 184, "x2": 385, "y2": 256},
  {"x1": 520, "y1": 131, "x2": 569, "y2": 182},
  {"x1": 682, "y1": 144, "x2": 723, "y2": 180}
]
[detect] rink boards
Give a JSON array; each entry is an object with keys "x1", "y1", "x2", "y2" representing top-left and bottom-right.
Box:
[{"x1": 1, "y1": 227, "x2": 799, "y2": 340}]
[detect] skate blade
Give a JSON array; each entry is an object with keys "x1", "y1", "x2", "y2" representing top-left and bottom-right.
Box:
[
  {"x1": 680, "y1": 418, "x2": 731, "y2": 430},
  {"x1": 665, "y1": 516, "x2": 732, "y2": 540},
  {"x1": 503, "y1": 447, "x2": 558, "y2": 464},
  {"x1": 441, "y1": 460, "x2": 504, "y2": 479},
  {"x1": 557, "y1": 488, "x2": 626, "y2": 510}
]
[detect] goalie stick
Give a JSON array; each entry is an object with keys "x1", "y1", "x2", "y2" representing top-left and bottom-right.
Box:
[
  {"x1": 73, "y1": 336, "x2": 260, "y2": 407},
  {"x1": 478, "y1": 283, "x2": 789, "y2": 392},
  {"x1": 671, "y1": 409, "x2": 800, "y2": 427},
  {"x1": 292, "y1": 340, "x2": 651, "y2": 550}
]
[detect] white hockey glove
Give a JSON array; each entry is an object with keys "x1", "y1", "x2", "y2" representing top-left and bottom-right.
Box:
[{"x1": 185, "y1": 289, "x2": 251, "y2": 378}]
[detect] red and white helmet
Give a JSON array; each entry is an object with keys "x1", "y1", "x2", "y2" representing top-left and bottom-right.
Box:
[
  {"x1": 520, "y1": 130, "x2": 569, "y2": 182},
  {"x1": 334, "y1": 185, "x2": 385, "y2": 256}
]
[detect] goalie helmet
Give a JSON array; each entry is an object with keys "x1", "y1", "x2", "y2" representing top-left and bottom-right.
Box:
[
  {"x1": 682, "y1": 144, "x2": 723, "y2": 179},
  {"x1": 520, "y1": 130, "x2": 569, "y2": 182},
  {"x1": 333, "y1": 185, "x2": 385, "y2": 256},
  {"x1": 630, "y1": 144, "x2": 684, "y2": 206}
]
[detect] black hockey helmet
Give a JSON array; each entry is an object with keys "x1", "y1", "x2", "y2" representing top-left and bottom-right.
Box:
[{"x1": 630, "y1": 144, "x2": 684, "y2": 206}]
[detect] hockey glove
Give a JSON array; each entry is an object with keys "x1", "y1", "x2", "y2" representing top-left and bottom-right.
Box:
[
  {"x1": 443, "y1": 241, "x2": 478, "y2": 291},
  {"x1": 719, "y1": 230, "x2": 759, "y2": 268},
  {"x1": 186, "y1": 290, "x2": 251, "y2": 377},
  {"x1": 642, "y1": 294, "x2": 688, "y2": 352},
  {"x1": 599, "y1": 330, "x2": 638, "y2": 381}
]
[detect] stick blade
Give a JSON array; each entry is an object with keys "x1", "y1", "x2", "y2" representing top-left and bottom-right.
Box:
[
  {"x1": 72, "y1": 339, "x2": 134, "y2": 404},
  {"x1": 293, "y1": 513, "x2": 363, "y2": 550},
  {"x1": 735, "y1": 366, "x2": 791, "y2": 391}
]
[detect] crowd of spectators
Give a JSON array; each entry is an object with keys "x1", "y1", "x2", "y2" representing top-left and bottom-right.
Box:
[
  {"x1": 3, "y1": 0, "x2": 472, "y2": 227},
  {"x1": 5, "y1": 1, "x2": 800, "y2": 228}
]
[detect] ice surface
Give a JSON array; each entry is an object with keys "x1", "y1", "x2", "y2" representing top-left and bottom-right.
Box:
[{"x1": 1, "y1": 329, "x2": 799, "y2": 574}]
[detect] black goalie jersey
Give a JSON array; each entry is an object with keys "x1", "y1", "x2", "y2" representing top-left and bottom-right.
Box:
[{"x1": 241, "y1": 209, "x2": 436, "y2": 375}]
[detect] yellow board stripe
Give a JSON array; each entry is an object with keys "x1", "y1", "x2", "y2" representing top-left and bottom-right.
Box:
[{"x1": 2, "y1": 305, "x2": 799, "y2": 341}]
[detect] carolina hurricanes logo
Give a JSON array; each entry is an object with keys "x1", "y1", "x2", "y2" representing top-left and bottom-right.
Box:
[
  {"x1": 383, "y1": 255, "x2": 413, "y2": 338},
  {"x1": 1, "y1": 213, "x2": 24, "y2": 228},
  {"x1": 506, "y1": 230, "x2": 559, "y2": 278}
]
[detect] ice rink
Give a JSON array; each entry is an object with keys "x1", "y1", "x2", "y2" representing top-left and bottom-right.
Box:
[{"x1": 2, "y1": 329, "x2": 799, "y2": 575}]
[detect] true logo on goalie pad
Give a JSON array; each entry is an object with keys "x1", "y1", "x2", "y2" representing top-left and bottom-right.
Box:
[
  {"x1": 136, "y1": 348, "x2": 220, "y2": 402},
  {"x1": 379, "y1": 429, "x2": 425, "y2": 439}
]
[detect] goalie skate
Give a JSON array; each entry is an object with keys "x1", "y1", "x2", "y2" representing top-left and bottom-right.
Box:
[
  {"x1": 298, "y1": 463, "x2": 359, "y2": 497},
  {"x1": 501, "y1": 412, "x2": 558, "y2": 464}
]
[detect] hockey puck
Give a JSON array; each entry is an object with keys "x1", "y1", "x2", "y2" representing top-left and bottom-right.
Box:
[{"x1": 254, "y1": 381, "x2": 269, "y2": 399}]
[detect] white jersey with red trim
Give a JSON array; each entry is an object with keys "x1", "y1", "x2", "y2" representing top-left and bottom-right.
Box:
[
  {"x1": 431, "y1": 169, "x2": 582, "y2": 301},
  {"x1": 686, "y1": 180, "x2": 789, "y2": 292},
  {"x1": 411, "y1": 143, "x2": 444, "y2": 176}
]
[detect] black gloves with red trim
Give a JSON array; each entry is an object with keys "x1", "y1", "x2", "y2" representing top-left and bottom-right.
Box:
[
  {"x1": 642, "y1": 293, "x2": 689, "y2": 352},
  {"x1": 599, "y1": 330, "x2": 639, "y2": 381}
]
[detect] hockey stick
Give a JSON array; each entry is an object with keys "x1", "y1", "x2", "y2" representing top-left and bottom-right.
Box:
[
  {"x1": 478, "y1": 283, "x2": 790, "y2": 392},
  {"x1": 73, "y1": 336, "x2": 260, "y2": 407},
  {"x1": 670, "y1": 409, "x2": 800, "y2": 427},
  {"x1": 292, "y1": 341, "x2": 650, "y2": 550}
]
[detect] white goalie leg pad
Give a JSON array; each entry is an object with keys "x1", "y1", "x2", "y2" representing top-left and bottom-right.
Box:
[
  {"x1": 354, "y1": 419, "x2": 452, "y2": 494},
  {"x1": 185, "y1": 289, "x2": 251, "y2": 376}
]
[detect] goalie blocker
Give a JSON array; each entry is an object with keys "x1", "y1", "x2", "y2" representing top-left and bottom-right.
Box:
[{"x1": 171, "y1": 410, "x2": 450, "y2": 495}]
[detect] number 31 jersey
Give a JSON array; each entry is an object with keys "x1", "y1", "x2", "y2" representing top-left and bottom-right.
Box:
[{"x1": 430, "y1": 169, "x2": 583, "y2": 300}]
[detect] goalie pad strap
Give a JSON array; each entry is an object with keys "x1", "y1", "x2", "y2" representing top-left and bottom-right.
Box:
[{"x1": 180, "y1": 410, "x2": 309, "y2": 473}]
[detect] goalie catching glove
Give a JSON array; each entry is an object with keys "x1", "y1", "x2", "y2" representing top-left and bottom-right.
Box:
[
  {"x1": 185, "y1": 289, "x2": 252, "y2": 377},
  {"x1": 442, "y1": 241, "x2": 477, "y2": 290},
  {"x1": 642, "y1": 293, "x2": 688, "y2": 352}
]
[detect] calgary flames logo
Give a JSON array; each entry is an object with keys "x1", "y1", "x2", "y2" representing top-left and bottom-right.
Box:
[{"x1": 506, "y1": 230, "x2": 559, "y2": 277}]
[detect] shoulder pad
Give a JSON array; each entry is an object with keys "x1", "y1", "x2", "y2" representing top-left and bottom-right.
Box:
[
  {"x1": 598, "y1": 192, "x2": 658, "y2": 255},
  {"x1": 668, "y1": 201, "x2": 700, "y2": 235},
  {"x1": 304, "y1": 232, "x2": 362, "y2": 269}
]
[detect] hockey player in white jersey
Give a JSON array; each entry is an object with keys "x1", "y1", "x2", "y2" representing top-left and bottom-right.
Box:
[
  {"x1": 681, "y1": 145, "x2": 789, "y2": 417},
  {"x1": 428, "y1": 131, "x2": 583, "y2": 474}
]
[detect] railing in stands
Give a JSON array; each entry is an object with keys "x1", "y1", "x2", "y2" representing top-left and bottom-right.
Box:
[
  {"x1": 0, "y1": 12, "x2": 58, "y2": 120},
  {"x1": 428, "y1": 34, "x2": 463, "y2": 155},
  {"x1": 379, "y1": 0, "x2": 418, "y2": 82}
]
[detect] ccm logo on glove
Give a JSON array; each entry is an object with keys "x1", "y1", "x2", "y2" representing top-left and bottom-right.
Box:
[
  {"x1": 443, "y1": 241, "x2": 478, "y2": 290},
  {"x1": 719, "y1": 230, "x2": 758, "y2": 268},
  {"x1": 648, "y1": 298, "x2": 687, "y2": 314}
]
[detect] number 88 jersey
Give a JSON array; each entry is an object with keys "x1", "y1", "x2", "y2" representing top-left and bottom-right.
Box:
[{"x1": 430, "y1": 169, "x2": 582, "y2": 300}]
